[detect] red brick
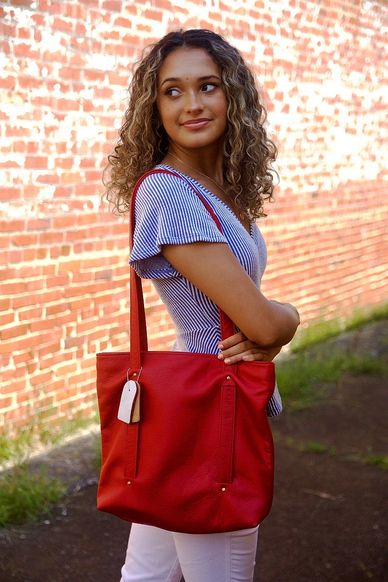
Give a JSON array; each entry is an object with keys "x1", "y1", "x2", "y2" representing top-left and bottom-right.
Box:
[
  {"x1": 0, "y1": 323, "x2": 30, "y2": 340},
  {"x1": 52, "y1": 17, "x2": 73, "y2": 33},
  {"x1": 1, "y1": 23, "x2": 17, "y2": 37},
  {"x1": 38, "y1": 231, "x2": 65, "y2": 244},
  {"x1": 24, "y1": 156, "x2": 48, "y2": 169},
  {"x1": 19, "y1": 307, "x2": 43, "y2": 321},
  {"x1": 30, "y1": 371, "x2": 53, "y2": 386},
  {"x1": 2, "y1": 220, "x2": 26, "y2": 233},
  {"x1": 0, "y1": 299, "x2": 11, "y2": 311},
  {"x1": 1, "y1": 281, "x2": 29, "y2": 295},
  {"x1": 60, "y1": 67, "x2": 82, "y2": 81},
  {"x1": 0, "y1": 312, "x2": 14, "y2": 326},
  {"x1": 0, "y1": 396, "x2": 14, "y2": 410},
  {"x1": 0, "y1": 0, "x2": 386, "y2": 438},
  {"x1": 55, "y1": 362, "x2": 78, "y2": 376},
  {"x1": 102, "y1": 0, "x2": 121, "y2": 10},
  {"x1": 0, "y1": 76, "x2": 17, "y2": 90}
]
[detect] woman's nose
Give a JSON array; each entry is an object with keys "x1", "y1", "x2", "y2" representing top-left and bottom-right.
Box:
[{"x1": 184, "y1": 91, "x2": 203, "y2": 113}]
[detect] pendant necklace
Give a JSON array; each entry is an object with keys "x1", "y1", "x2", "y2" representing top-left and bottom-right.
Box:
[
  {"x1": 167, "y1": 152, "x2": 228, "y2": 198},
  {"x1": 166, "y1": 152, "x2": 251, "y2": 232}
]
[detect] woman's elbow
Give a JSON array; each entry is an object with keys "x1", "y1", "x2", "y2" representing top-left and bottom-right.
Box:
[{"x1": 244, "y1": 310, "x2": 300, "y2": 348}]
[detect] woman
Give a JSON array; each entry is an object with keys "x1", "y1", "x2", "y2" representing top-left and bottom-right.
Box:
[{"x1": 105, "y1": 28, "x2": 300, "y2": 582}]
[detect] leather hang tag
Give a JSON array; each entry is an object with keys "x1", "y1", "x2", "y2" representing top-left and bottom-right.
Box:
[
  {"x1": 117, "y1": 380, "x2": 141, "y2": 423},
  {"x1": 130, "y1": 381, "x2": 141, "y2": 422}
]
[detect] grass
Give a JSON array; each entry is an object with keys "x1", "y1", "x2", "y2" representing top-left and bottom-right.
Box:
[
  {"x1": 278, "y1": 306, "x2": 388, "y2": 409},
  {"x1": 301, "y1": 441, "x2": 335, "y2": 455},
  {"x1": 345, "y1": 303, "x2": 388, "y2": 331},
  {"x1": 291, "y1": 318, "x2": 343, "y2": 353},
  {"x1": 0, "y1": 463, "x2": 66, "y2": 528},
  {"x1": 38, "y1": 414, "x2": 95, "y2": 448},
  {"x1": 361, "y1": 454, "x2": 388, "y2": 470},
  {"x1": 0, "y1": 412, "x2": 98, "y2": 467},
  {"x1": 276, "y1": 351, "x2": 343, "y2": 409},
  {"x1": 340, "y1": 353, "x2": 388, "y2": 376},
  {"x1": 0, "y1": 412, "x2": 99, "y2": 528},
  {"x1": 275, "y1": 436, "x2": 388, "y2": 471},
  {"x1": 0, "y1": 429, "x2": 35, "y2": 465},
  {"x1": 291, "y1": 302, "x2": 388, "y2": 353},
  {"x1": 276, "y1": 435, "x2": 336, "y2": 456},
  {"x1": 276, "y1": 350, "x2": 388, "y2": 410},
  {"x1": 279, "y1": 435, "x2": 388, "y2": 472}
]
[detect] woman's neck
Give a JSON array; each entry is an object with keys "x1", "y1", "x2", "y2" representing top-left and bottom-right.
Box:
[
  {"x1": 161, "y1": 152, "x2": 252, "y2": 234},
  {"x1": 165, "y1": 147, "x2": 224, "y2": 185}
]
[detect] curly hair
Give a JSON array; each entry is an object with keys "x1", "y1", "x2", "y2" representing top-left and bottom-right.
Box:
[{"x1": 104, "y1": 29, "x2": 278, "y2": 219}]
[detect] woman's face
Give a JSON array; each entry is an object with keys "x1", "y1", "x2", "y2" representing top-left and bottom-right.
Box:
[{"x1": 156, "y1": 47, "x2": 228, "y2": 154}]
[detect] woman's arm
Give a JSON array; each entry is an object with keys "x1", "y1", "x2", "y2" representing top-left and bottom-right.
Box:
[{"x1": 162, "y1": 241, "x2": 299, "y2": 349}]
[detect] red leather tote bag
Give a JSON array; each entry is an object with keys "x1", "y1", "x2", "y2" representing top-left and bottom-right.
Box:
[{"x1": 96, "y1": 169, "x2": 276, "y2": 533}]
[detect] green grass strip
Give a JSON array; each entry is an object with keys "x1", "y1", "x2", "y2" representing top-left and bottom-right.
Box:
[
  {"x1": 0, "y1": 412, "x2": 98, "y2": 466},
  {"x1": 276, "y1": 351, "x2": 388, "y2": 410},
  {"x1": 0, "y1": 464, "x2": 66, "y2": 528},
  {"x1": 276, "y1": 352, "x2": 342, "y2": 408},
  {"x1": 0, "y1": 430, "x2": 34, "y2": 465},
  {"x1": 361, "y1": 454, "x2": 388, "y2": 470},
  {"x1": 291, "y1": 318, "x2": 343, "y2": 353},
  {"x1": 291, "y1": 304, "x2": 388, "y2": 353}
]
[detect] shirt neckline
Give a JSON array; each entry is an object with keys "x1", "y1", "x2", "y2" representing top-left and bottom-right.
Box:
[{"x1": 158, "y1": 164, "x2": 253, "y2": 238}]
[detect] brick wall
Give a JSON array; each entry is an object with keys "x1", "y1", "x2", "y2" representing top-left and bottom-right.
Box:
[{"x1": 1, "y1": 0, "x2": 387, "y2": 435}]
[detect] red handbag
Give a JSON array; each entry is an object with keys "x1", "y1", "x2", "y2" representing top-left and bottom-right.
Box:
[{"x1": 96, "y1": 169, "x2": 276, "y2": 533}]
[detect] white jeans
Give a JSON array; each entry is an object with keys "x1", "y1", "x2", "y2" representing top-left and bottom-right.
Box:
[{"x1": 120, "y1": 523, "x2": 259, "y2": 582}]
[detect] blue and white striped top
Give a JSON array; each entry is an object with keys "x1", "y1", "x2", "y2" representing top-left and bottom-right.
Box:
[{"x1": 129, "y1": 165, "x2": 282, "y2": 416}]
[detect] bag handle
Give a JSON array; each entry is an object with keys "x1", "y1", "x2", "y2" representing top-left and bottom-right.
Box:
[{"x1": 129, "y1": 168, "x2": 236, "y2": 369}]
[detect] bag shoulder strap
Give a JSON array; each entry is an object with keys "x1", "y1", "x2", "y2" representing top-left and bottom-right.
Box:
[{"x1": 129, "y1": 168, "x2": 235, "y2": 369}]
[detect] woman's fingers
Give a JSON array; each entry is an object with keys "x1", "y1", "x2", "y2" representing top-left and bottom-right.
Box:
[
  {"x1": 218, "y1": 341, "x2": 255, "y2": 359},
  {"x1": 218, "y1": 332, "x2": 282, "y2": 364},
  {"x1": 242, "y1": 347, "x2": 282, "y2": 362},
  {"x1": 219, "y1": 348, "x2": 268, "y2": 364},
  {"x1": 218, "y1": 331, "x2": 245, "y2": 350}
]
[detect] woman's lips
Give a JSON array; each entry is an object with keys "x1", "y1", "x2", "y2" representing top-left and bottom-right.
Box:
[{"x1": 182, "y1": 119, "x2": 211, "y2": 129}]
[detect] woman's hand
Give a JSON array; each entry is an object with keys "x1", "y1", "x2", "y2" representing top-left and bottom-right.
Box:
[{"x1": 217, "y1": 331, "x2": 282, "y2": 365}]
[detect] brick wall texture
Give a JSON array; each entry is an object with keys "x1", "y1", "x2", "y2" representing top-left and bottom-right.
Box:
[{"x1": 1, "y1": 0, "x2": 387, "y2": 435}]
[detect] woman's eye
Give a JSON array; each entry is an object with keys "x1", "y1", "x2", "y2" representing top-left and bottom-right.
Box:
[
  {"x1": 201, "y1": 83, "x2": 217, "y2": 92},
  {"x1": 165, "y1": 88, "x2": 180, "y2": 97}
]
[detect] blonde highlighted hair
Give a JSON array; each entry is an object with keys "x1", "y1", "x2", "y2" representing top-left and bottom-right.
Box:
[{"x1": 104, "y1": 29, "x2": 278, "y2": 219}]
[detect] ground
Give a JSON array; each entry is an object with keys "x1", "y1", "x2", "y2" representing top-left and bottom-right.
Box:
[{"x1": 0, "y1": 321, "x2": 387, "y2": 581}]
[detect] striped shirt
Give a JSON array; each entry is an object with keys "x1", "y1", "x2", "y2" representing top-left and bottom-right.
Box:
[{"x1": 129, "y1": 165, "x2": 282, "y2": 416}]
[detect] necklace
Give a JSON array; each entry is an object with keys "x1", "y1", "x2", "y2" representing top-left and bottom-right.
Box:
[
  {"x1": 166, "y1": 152, "x2": 251, "y2": 233},
  {"x1": 167, "y1": 152, "x2": 228, "y2": 198}
]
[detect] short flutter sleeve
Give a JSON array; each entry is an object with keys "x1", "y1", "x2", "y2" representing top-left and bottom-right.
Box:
[{"x1": 129, "y1": 172, "x2": 227, "y2": 279}]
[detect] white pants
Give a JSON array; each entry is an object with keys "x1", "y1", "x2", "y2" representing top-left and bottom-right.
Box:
[{"x1": 120, "y1": 523, "x2": 259, "y2": 582}]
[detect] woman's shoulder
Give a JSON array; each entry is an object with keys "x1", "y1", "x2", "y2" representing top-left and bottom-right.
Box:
[
  {"x1": 130, "y1": 165, "x2": 227, "y2": 262},
  {"x1": 134, "y1": 165, "x2": 206, "y2": 213},
  {"x1": 136, "y1": 165, "x2": 190, "y2": 195}
]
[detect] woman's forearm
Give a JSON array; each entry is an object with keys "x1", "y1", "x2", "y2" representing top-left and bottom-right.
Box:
[
  {"x1": 162, "y1": 241, "x2": 300, "y2": 349},
  {"x1": 246, "y1": 299, "x2": 300, "y2": 348}
]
